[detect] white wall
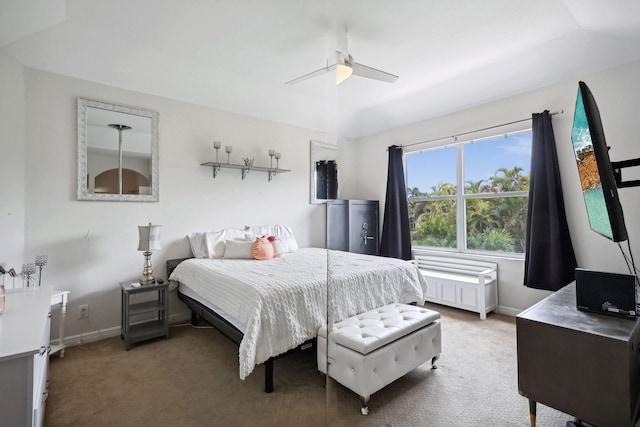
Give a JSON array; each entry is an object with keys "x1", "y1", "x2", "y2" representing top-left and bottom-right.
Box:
[
  {"x1": 17, "y1": 68, "x2": 334, "y2": 340},
  {"x1": 0, "y1": 52, "x2": 26, "y2": 268},
  {"x1": 7, "y1": 59, "x2": 640, "y2": 342},
  {"x1": 353, "y1": 59, "x2": 640, "y2": 314}
]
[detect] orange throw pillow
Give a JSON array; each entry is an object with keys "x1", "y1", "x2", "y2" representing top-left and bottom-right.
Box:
[{"x1": 251, "y1": 236, "x2": 274, "y2": 260}]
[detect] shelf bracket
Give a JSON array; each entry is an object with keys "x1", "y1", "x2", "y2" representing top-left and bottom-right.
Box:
[
  {"x1": 212, "y1": 164, "x2": 221, "y2": 178},
  {"x1": 268, "y1": 170, "x2": 276, "y2": 182},
  {"x1": 242, "y1": 168, "x2": 250, "y2": 180}
]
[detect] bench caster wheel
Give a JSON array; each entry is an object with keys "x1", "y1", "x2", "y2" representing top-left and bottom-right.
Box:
[{"x1": 361, "y1": 406, "x2": 369, "y2": 416}]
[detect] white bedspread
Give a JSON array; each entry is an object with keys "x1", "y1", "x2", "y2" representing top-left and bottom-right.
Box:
[{"x1": 169, "y1": 248, "x2": 428, "y2": 379}]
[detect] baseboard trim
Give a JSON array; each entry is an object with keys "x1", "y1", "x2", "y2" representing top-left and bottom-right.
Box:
[
  {"x1": 62, "y1": 311, "x2": 192, "y2": 348},
  {"x1": 59, "y1": 306, "x2": 521, "y2": 349},
  {"x1": 497, "y1": 305, "x2": 521, "y2": 317},
  {"x1": 65, "y1": 326, "x2": 121, "y2": 347}
]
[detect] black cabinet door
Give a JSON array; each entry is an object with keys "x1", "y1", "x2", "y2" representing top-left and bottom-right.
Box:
[
  {"x1": 327, "y1": 200, "x2": 379, "y2": 255},
  {"x1": 348, "y1": 201, "x2": 378, "y2": 255},
  {"x1": 327, "y1": 200, "x2": 349, "y2": 251}
]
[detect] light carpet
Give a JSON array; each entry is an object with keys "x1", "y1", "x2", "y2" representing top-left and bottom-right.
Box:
[{"x1": 44, "y1": 303, "x2": 571, "y2": 426}]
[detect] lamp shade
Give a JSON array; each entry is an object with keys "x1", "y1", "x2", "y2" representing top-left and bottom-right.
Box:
[{"x1": 138, "y1": 223, "x2": 162, "y2": 251}]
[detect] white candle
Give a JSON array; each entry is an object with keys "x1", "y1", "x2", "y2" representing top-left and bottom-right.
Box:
[
  {"x1": 274, "y1": 152, "x2": 281, "y2": 160},
  {"x1": 268, "y1": 149, "x2": 275, "y2": 156},
  {"x1": 213, "y1": 141, "x2": 221, "y2": 149},
  {"x1": 225, "y1": 145, "x2": 233, "y2": 154}
]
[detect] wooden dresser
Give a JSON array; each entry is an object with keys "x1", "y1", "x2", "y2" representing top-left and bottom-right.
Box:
[{"x1": 516, "y1": 282, "x2": 640, "y2": 427}]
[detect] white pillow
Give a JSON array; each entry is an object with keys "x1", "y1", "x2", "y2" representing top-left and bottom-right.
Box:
[
  {"x1": 272, "y1": 237, "x2": 298, "y2": 255},
  {"x1": 205, "y1": 229, "x2": 254, "y2": 258},
  {"x1": 245, "y1": 225, "x2": 299, "y2": 252},
  {"x1": 187, "y1": 232, "x2": 208, "y2": 258},
  {"x1": 223, "y1": 240, "x2": 254, "y2": 259},
  {"x1": 188, "y1": 229, "x2": 253, "y2": 258}
]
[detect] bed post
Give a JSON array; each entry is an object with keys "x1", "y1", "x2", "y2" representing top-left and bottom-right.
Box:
[{"x1": 265, "y1": 358, "x2": 274, "y2": 393}]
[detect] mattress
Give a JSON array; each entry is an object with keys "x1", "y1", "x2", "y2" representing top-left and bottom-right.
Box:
[{"x1": 169, "y1": 248, "x2": 428, "y2": 379}]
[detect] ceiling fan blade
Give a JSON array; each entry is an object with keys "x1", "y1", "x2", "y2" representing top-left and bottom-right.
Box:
[
  {"x1": 285, "y1": 64, "x2": 337, "y2": 85},
  {"x1": 351, "y1": 62, "x2": 399, "y2": 83}
]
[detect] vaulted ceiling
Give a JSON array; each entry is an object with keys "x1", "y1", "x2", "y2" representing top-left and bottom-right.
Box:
[{"x1": 3, "y1": 0, "x2": 640, "y2": 138}]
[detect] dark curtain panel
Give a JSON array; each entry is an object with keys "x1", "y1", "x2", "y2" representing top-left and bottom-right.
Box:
[
  {"x1": 315, "y1": 161, "x2": 327, "y2": 199},
  {"x1": 380, "y1": 145, "x2": 412, "y2": 260},
  {"x1": 524, "y1": 111, "x2": 577, "y2": 291},
  {"x1": 315, "y1": 161, "x2": 338, "y2": 199},
  {"x1": 326, "y1": 161, "x2": 338, "y2": 199}
]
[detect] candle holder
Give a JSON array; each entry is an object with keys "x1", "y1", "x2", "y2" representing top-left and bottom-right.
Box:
[
  {"x1": 8, "y1": 269, "x2": 17, "y2": 289},
  {"x1": 269, "y1": 149, "x2": 275, "y2": 169},
  {"x1": 275, "y1": 152, "x2": 281, "y2": 170},
  {"x1": 225, "y1": 145, "x2": 233, "y2": 164},
  {"x1": 22, "y1": 263, "x2": 36, "y2": 288},
  {"x1": 35, "y1": 255, "x2": 48, "y2": 287},
  {"x1": 213, "y1": 141, "x2": 221, "y2": 163}
]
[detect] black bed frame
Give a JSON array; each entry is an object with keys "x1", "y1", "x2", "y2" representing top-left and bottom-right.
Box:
[{"x1": 168, "y1": 258, "x2": 315, "y2": 393}]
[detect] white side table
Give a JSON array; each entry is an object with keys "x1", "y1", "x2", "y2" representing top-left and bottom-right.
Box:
[{"x1": 50, "y1": 290, "x2": 69, "y2": 357}]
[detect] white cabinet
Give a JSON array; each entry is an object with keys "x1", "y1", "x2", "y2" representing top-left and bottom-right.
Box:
[
  {"x1": 415, "y1": 255, "x2": 498, "y2": 320},
  {"x1": 424, "y1": 273, "x2": 498, "y2": 319},
  {"x1": 0, "y1": 287, "x2": 53, "y2": 427}
]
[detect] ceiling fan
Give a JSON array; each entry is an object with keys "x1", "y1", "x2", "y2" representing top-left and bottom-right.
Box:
[{"x1": 285, "y1": 32, "x2": 399, "y2": 86}]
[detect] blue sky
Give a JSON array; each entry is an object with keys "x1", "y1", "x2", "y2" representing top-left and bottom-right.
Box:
[{"x1": 406, "y1": 132, "x2": 532, "y2": 193}]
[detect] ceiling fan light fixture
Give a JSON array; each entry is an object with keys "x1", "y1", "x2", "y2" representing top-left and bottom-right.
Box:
[
  {"x1": 336, "y1": 64, "x2": 352, "y2": 85},
  {"x1": 286, "y1": 39, "x2": 397, "y2": 86}
]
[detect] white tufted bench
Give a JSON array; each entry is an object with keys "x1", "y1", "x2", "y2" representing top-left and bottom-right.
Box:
[{"x1": 317, "y1": 303, "x2": 441, "y2": 415}]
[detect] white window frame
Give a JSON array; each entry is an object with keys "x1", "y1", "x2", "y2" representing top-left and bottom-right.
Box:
[{"x1": 405, "y1": 124, "x2": 532, "y2": 257}]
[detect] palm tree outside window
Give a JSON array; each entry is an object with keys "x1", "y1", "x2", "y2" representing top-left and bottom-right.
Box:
[{"x1": 406, "y1": 130, "x2": 532, "y2": 254}]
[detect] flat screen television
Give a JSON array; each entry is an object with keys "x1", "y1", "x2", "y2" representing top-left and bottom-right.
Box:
[{"x1": 571, "y1": 81, "x2": 628, "y2": 242}]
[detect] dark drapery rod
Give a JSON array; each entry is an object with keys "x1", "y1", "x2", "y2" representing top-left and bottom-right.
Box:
[{"x1": 400, "y1": 109, "x2": 564, "y2": 150}]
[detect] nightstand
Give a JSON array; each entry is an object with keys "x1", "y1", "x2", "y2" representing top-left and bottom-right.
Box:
[{"x1": 120, "y1": 281, "x2": 169, "y2": 350}]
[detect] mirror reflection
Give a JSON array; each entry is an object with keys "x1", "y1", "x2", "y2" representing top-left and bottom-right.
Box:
[
  {"x1": 77, "y1": 98, "x2": 159, "y2": 201},
  {"x1": 310, "y1": 140, "x2": 338, "y2": 204}
]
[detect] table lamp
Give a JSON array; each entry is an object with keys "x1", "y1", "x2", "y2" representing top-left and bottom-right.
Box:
[{"x1": 138, "y1": 222, "x2": 161, "y2": 285}]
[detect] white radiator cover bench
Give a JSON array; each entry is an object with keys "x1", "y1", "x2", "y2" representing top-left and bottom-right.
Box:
[
  {"x1": 318, "y1": 303, "x2": 441, "y2": 415},
  {"x1": 415, "y1": 255, "x2": 498, "y2": 320}
]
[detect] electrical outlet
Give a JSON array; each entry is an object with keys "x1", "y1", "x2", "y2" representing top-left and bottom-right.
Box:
[{"x1": 79, "y1": 304, "x2": 89, "y2": 319}]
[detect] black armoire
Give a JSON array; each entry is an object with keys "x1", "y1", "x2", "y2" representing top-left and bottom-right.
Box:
[{"x1": 326, "y1": 200, "x2": 379, "y2": 255}]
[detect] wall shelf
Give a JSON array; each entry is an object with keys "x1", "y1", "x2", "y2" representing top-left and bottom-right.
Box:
[{"x1": 201, "y1": 162, "x2": 291, "y2": 181}]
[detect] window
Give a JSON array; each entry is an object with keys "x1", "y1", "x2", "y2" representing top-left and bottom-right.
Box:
[{"x1": 406, "y1": 130, "x2": 532, "y2": 254}]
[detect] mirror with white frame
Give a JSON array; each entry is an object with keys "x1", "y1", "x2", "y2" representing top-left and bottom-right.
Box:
[
  {"x1": 77, "y1": 98, "x2": 159, "y2": 202},
  {"x1": 310, "y1": 140, "x2": 338, "y2": 204}
]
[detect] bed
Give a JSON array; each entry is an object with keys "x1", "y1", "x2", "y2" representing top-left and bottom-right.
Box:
[{"x1": 168, "y1": 246, "x2": 428, "y2": 392}]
